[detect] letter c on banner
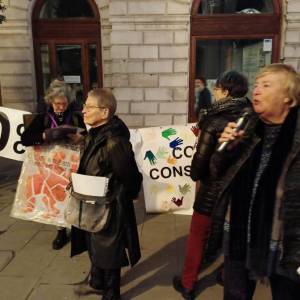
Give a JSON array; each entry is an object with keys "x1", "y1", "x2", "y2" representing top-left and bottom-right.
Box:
[
  {"x1": 150, "y1": 168, "x2": 159, "y2": 180},
  {"x1": 184, "y1": 146, "x2": 193, "y2": 158},
  {"x1": 0, "y1": 111, "x2": 10, "y2": 151},
  {"x1": 13, "y1": 123, "x2": 25, "y2": 154},
  {"x1": 172, "y1": 147, "x2": 182, "y2": 159}
]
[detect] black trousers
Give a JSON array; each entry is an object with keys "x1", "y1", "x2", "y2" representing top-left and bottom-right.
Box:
[
  {"x1": 89, "y1": 264, "x2": 121, "y2": 299},
  {"x1": 224, "y1": 257, "x2": 300, "y2": 300},
  {"x1": 85, "y1": 233, "x2": 121, "y2": 299}
]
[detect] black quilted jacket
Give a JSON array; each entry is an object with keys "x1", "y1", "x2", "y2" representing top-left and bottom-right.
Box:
[{"x1": 191, "y1": 96, "x2": 251, "y2": 215}]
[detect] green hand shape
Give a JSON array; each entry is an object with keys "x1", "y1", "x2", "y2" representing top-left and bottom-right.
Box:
[
  {"x1": 156, "y1": 147, "x2": 168, "y2": 159},
  {"x1": 144, "y1": 150, "x2": 157, "y2": 165},
  {"x1": 162, "y1": 128, "x2": 177, "y2": 140},
  {"x1": 179, "y1": 183, "x2": 191, "y2": 195}
]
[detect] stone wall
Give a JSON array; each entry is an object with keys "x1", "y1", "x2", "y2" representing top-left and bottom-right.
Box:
[
  {"x1": 1, "y1": 0, "x2": 299, "y2": 127},
  {"x1": 0, "y1": 0, "x2": 110, "y2": 112},
  {"x1": 283, "y1": 0, "x2": 300, "y2": 70},
  {"x1": 0, "y1": 0, "x2": 191, "y2": 126},
  {"x1": 0, "y1": 0, "x2": 34, "y2": 111},
  {"x1": 107, "y1": 0, "x2": 191, "y2": 127}
]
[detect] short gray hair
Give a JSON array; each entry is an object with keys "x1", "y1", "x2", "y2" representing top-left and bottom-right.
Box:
[
  {"x1": 88, "y1": 88, "x2": 117, "y2": 118},
  {"x1": 44, "y1": 79, "x2": 72, "y2": 104}
]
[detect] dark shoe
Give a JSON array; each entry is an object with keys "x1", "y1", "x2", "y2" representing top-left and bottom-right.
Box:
[
  {"x1": 52, "y1": 229, "x2": 69, "y2": 250},
  {"x1": 172, "y1": 276, "x2": 195, "y2": 300},
  {"x1": 101, "y1": 293, "x2": 121, "y2": 300},
  {"x1": 74, "y1": 282, "x2": 103, "y2": 296},
  {"x1": 102, "y1": 269, "x2": 121, "y2": 300},
  {"x1": 101, "y1": 294, "x2": 121, "y2": 300}
]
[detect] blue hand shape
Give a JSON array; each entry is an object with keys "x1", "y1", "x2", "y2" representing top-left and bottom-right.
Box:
[{"x1": 169, "y1": 137, "x2": 183, "y2": 149}]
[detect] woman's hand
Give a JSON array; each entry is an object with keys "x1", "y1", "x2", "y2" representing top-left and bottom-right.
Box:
[
  {"x1": 218, "y1": 122, "x2": 245, "y2": 150},
  {"x1": 67, "y1": 133, "x2": 84, "y2": 144}
]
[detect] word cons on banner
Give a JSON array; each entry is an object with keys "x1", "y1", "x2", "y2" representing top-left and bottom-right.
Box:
[
  {"x1": 0, "y1": 107, "x2": 28, "y2": 161},
  {"x1": 136, "y1": 124, "x2": 198, "y2": 214}
]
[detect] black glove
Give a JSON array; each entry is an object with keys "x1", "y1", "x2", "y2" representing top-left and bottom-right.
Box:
[{"x1": 44, "y1": 128, "x2": 66, "y2": 142}]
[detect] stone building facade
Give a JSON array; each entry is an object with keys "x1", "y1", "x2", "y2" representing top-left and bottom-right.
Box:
[{"x1": 0, "y1": 0, "x2": 299, "y2": 127}]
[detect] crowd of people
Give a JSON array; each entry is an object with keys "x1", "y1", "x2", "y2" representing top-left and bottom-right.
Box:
[{"x1": 19, "y1": 62, "x2": 300, "y2": 300}]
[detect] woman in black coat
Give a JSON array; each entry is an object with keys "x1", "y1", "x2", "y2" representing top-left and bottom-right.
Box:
[
  {"x1": 173, "y1": 71, "x2": 250, "y2": 300},
  {"x1": 21, "y1": 79, "x2": 86, "y2": 250},
  {"x1": 72, "y1": 88, "x2": 142, "y2": 300}
]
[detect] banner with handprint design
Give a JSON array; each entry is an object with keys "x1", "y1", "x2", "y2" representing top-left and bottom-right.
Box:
[
  {"x1": 137, "y1": 124, "x2": 198, "y2": 214},
  {"x1": 11, "y1": 144, "x2": 80, "y2": 226}
]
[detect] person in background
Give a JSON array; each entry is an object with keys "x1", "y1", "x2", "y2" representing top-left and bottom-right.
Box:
[
  {"x1": 21, "y1": 79, "x2": 86, "y2": 250},
  {"x1": 207, "y1": 63, "x2": 300, "y2": 299},
  {"x1": 173, "y1": 70, "x2": 250, "y2": 300},
  {"x1": 72, "y1": 88, "x2": 142, "y2": 300},
  {"x1": 194, "y1": 76, "x2": 212, "y2": 118}
]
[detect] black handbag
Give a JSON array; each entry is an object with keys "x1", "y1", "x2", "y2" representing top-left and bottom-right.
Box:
[{"x1": 64, "y1": 184, "x2": 115, "y2": 233}]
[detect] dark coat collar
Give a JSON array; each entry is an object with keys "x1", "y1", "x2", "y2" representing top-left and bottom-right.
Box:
[{"x1": 198, "y1": 96, "x2": 251, "y2": 127}]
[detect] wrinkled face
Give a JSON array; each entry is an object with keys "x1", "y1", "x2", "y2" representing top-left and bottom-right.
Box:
[
  {"x1": 51, "y1": 96, "x2": 68, "y2": 113},
  {"x1": 252, "y1": 72, "x2": 291, "y2": 124},
  {"x1": 82, "y1": 96, "x2": 109, "y2": 127}
]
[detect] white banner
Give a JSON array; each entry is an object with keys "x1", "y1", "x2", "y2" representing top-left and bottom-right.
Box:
[
  {"x1": 135, "y1": 124, "x2": 198, "y2": 214},
  {"x1": 1, "y1": 108, "x2": 199, "y2": 217},
  {"x1": 0, "y1": 107, "x2": 28, "y2": 161}
]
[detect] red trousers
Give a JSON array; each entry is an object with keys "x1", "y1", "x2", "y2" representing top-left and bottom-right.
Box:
[{"x1": 181, "y1": 211, "x2": 212, "y2": 289}]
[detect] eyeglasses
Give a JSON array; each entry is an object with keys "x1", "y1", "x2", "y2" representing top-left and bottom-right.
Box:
[{"x1": 83, "y1": 104, "x2": 107, "y2": 111}]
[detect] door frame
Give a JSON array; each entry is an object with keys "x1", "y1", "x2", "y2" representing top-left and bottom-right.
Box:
[
  {"x1": 32, "y1": 0, "x2": 102, "y2": 100},
  {"x1": 189, "y1": 0, "x2": 282, "y2": 122}
]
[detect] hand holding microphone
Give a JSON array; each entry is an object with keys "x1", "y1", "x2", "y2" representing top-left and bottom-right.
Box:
[{"x1": 217, "y1": 110, "x2": 251, "y2": 152}]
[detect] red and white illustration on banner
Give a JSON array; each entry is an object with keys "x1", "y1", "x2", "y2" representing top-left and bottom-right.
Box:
[{"x1": 11, "y1": 144, "x2": 80, "y2": 227}]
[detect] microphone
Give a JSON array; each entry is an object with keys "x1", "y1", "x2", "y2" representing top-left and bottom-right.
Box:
[{"x1": 217, "y1": 110, "x2": 251, "y2": 153}]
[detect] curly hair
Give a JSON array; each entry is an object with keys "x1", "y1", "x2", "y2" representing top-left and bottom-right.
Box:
[{"x1": 44, "y1": 79, "x2": 72, "y2": 104}]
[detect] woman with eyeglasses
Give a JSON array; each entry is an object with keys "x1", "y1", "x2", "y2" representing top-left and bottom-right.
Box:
[
  {"x1": 72, "y1": 88, "x2": 142, "y2": 300},
  {"x1": 173, "y1": 70, "x2": 251, "y2": 300},
  {"x1": 21, "y1": 79, "x2": 86, "y2": 250}
]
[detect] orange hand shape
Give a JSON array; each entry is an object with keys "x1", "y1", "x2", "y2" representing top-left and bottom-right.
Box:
[{"x1": 167, "y1": 156, "x2": 176, "y2": 165}]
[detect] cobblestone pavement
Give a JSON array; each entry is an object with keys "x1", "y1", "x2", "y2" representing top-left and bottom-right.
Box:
[{"x1": 0, "y1": 157, "x2": 271, "y2": 300}]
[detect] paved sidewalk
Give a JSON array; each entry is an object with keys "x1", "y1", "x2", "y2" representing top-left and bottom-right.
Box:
[{"x1": 0, "y1": 158, "x2": 271, "y2": 300}]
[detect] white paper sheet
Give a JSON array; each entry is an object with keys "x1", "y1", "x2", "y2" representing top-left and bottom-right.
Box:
[{"x1": 71, "y1": 173, "x2": 109, "y2": 197}]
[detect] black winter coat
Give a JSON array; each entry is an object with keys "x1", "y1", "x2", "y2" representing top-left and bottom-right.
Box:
[
  {"x1": 21, "y1": 107, "x2": 85, "y2": 146},
  {"x1": 71, "y1": 116, "x2": 143, "y2": 269},
  {"x1": 205, "y1": 107, "x2": 300, "y2": 271},
  {"x1": 191, "y1": 97, "x2": 251, "y2": 215}
]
